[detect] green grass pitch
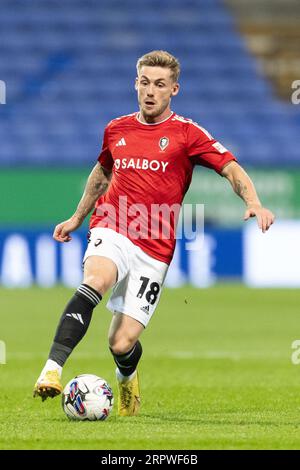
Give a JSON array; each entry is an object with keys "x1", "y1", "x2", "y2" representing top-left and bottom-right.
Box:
[{"x1": 1, "y1": 285, "x2": 300, "y2": 450}]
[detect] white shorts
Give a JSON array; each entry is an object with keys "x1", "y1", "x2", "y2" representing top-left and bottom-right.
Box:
[{"x1": 83, "y1": 227, "x2": 169, "y2": 327}]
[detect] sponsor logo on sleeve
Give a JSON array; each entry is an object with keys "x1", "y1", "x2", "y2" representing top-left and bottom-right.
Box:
[{"x1": 212, "y1": 141, "x2": 227, "y2": 154}]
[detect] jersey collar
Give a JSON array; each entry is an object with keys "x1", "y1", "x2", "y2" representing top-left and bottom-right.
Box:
[{"x1": 135, "y1": 111, "x2": 174, "y2": 126}]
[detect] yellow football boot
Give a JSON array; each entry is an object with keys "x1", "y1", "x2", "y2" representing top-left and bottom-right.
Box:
[
  {"x1": 33, "y1": 370, "x2": 63, "y2": 401},
  {"x1": 117, "y1": 370, "x2": 140, "y2": 416}
]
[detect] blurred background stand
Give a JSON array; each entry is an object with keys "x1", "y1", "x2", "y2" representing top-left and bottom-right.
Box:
[{"x1": 0, "y1": 0, "x2": 299, "y2": 287}]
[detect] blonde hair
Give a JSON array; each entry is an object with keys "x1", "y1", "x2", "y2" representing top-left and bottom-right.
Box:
[{"x1": 136, "y1": 50, "x2": 180, "y2": 82}]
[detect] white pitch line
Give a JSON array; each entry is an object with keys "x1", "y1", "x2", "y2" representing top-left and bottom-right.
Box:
[{"x1": 169, "y1": 351, "x2": 287, "y2": 360}]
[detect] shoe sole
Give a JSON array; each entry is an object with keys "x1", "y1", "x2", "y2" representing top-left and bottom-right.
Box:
[{"x1": 33, "y1": 385, "x2": 62, "y2": 402}]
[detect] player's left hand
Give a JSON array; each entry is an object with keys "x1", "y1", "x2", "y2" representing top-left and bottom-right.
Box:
[{"x1": 244, "y1": 205, "x2": 275, "y2": 233}]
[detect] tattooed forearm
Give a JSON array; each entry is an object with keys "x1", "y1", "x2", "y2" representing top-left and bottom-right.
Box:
[
  {"x1": 222, "y1": 162, "x2": 261, "y2": 208},
  {"x1": 233, "y1": 178, "x2": 260, "y2": 206},
  {"x1": 73, "y1": 163, "x2": 111, "y2": 222},
  {"x1": 235, "y1": 179, "x2": 248, "y2": 198},
  {"x1": 89, "y1": 165, "x2": 110, "y2": 195}
]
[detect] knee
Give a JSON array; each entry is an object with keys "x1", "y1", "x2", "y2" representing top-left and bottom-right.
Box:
[
  {"x1": 83, "y1": 257, "x2": 117, "y2": 295},
  {"x1": 83, "y1": 275, "x2": 108, "y2": 296},
  {"x1": 109, "y1": 335, "x2": 135, "y2": 356}
]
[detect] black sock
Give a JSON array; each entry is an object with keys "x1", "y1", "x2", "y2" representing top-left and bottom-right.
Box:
[
  {"x1": 110, "y1": 341, "x2": 143, "y2": 377},
  {"x1": 49, "y1": 283, "x2": 102, "y2": 366}
]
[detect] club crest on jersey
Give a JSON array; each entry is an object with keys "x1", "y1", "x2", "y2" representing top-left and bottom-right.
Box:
[{"x1": 159, "y1": 137, "x2": 169, "y2": 152}]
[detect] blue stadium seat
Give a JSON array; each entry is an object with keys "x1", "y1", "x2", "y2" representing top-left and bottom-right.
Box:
[{"x1": 0, "y1": 0, "x2": 299, "y2": 166}]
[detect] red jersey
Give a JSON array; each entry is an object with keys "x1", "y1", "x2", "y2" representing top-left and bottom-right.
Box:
[{"x1": 89, "y1": 112, "x2": 236, "y2": 264}]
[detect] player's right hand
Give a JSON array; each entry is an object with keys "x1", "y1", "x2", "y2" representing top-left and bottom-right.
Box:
[{"x1": 53, "y1": 216, "x2": 82, "y2": 243}]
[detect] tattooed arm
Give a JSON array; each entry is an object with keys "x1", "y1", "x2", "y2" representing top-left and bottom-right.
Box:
[
  {"x1": 53, "y1": 163, "x2": 112, "y2": 242},
  {"x1": 221, "y1": 161, "x2": 275, "y2": 233}
]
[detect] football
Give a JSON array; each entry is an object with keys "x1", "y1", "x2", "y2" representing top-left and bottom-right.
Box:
[{"x1": 62, "y1": 374, "x2": 114, "y2": 421}]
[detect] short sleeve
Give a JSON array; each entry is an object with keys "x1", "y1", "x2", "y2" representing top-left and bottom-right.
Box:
[
  {"x1": 187, "y1": 122, "x2": 237, "y2": 174},
  {"x1": 97, "y1": 126, "x2": 114, "y2": 171}
]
